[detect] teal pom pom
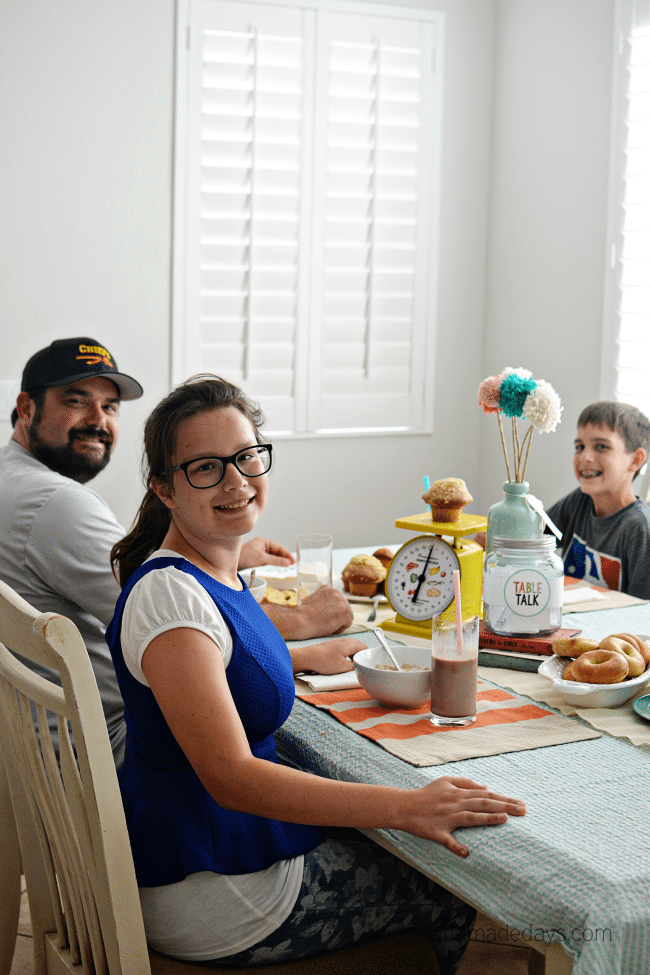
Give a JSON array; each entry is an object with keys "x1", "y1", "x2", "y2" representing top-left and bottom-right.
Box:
[{"x1": 499, "y1": 374, "x2": 537, "y2": 418}]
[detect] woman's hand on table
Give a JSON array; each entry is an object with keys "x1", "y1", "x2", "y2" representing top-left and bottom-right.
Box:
[
  {"x1": 291, "y1": 638, "x2": 366, "y2": 675},
  {"x1": 403, "y1": 776, "x2": 527, "y2": 858}
]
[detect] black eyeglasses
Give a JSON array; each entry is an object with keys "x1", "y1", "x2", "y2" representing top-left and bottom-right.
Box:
[{"x1": 169, "y1": 444, "x2": 273, "y2": 489}]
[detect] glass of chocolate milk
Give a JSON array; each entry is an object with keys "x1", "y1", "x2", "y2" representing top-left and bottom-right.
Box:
[{"x1": 430, "y1": 615, "x2": 479, "y2": 727}]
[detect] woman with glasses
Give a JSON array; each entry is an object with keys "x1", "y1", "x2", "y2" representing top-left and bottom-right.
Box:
[{"x1": 107, "y1": 374, "x2": 526, "y2": 973}]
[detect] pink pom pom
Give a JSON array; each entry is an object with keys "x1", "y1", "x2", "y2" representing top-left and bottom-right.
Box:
[{"x1": 477, "y1": 376, "x2": 502, "y2": 414}]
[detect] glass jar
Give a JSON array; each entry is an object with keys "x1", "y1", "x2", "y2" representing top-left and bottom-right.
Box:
[{"x1": 483, "y1": 536, "x2": 563, "y2": 636}]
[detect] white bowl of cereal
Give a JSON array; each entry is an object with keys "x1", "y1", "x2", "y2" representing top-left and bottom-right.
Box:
[{"x1": 353, "y1": 645, "x2": 431, "y2": 709}]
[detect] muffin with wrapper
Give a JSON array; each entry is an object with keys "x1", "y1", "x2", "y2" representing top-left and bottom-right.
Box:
[
  {"x1": 422, "y1": 477, "x2": 473, "y2": 523},
  {"x1": 372, "y1": 548, "x2": 393, "y2": 592},
  {"x1": 372, "y1": 548, "x2": 393, "y2": 572},
  {"x1": 341, "y1": 554, "x2": 387, "y2": 597}
]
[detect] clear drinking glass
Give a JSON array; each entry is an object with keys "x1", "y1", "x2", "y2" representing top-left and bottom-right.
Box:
[
  {"x1": 430, "y1": 615, "x2": 479, "y2": 727},
  {"x1": 295, "y1": 534, "x2": 333, "y2": 605}
]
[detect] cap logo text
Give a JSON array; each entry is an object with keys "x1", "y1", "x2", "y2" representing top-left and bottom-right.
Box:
[{"x1": 76, "y1": 344, "x2": 114, "y2": 369}]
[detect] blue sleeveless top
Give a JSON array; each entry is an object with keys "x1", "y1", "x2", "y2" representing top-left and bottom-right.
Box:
[{"x1": 106, "y1": 556, "x2": 324, "y2": 886}]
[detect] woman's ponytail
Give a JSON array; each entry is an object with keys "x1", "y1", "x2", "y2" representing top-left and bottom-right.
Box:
[{"x1": 111, "y1": 488, "x2": 171, "y2": 587}]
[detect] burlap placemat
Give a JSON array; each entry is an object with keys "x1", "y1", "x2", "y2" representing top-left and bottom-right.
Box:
[
  {"x1": 562, "y1": 578, "x2": 648, "y2": 613},
  {"x1": 296, "y1": 678, "x2": 600, "y2": 767},
  {"x1": 478, "y1": 665, "x2": 650, "y2": 748}
]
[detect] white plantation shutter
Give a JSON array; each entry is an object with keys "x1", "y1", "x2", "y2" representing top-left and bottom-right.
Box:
[
  {"x1": 173, "y1": 0, "x2": 443, "y2": 436},
  {"x1": 609, "y1": 0, "x2": 650, "y2": 418},
  {"x1": 313, "y1": 13, "x2": 437, "y2": 432}
]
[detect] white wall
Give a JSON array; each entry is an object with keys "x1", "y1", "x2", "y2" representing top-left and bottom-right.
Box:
[
  {"x1": 0, "y1": 0, "x2": 617, "y2": 553},
  {"x1": 0, "y1": 0, "x2": 177, "y2": 526},
  {"x1": 480, "y1": 0, "x2": 615, "y2": 515}
]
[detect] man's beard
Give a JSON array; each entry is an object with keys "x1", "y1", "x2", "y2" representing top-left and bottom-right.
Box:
[{"x1": 28, "y1": 423, "x2": 113, "y2": 484}]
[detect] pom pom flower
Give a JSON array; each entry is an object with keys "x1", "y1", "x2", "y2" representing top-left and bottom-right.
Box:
[
  {"x1": 522, "y1": 380, "x2": 563, "y2": 433},
  {"x1": 477, "y1": 376, "x2": 502, "y2": 414},
  {"x1": 499, "y1": 373, "x2": 537, "y2": 418},
  {"x1": 477, "y1": 369, "x2": 562, "y2": 482}
]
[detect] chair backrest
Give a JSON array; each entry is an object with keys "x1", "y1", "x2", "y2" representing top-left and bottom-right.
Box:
[
  {"x1": 0, "y1": 739, "x2": 22, "y2": 975},
  {"x1": 0, "y1": 581, "x2": 442, "y2": 975},
  {"x1": 0, "y1": 580, "x2": 150, "y2": 975}
]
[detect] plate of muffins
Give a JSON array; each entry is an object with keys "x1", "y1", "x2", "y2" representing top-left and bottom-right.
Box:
[{"x1": 337, "y1": 548, "x2": 394, "y2": 603}]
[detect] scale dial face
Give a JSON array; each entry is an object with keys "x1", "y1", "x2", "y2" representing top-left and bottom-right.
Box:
[{"x1": 386, "y1": 535, "x2": 460, "y2": 621}]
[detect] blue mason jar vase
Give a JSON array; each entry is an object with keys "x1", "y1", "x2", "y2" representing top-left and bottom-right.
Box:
[{"x1": 485, "y1": 481, "x2": 543, "y2": 556}]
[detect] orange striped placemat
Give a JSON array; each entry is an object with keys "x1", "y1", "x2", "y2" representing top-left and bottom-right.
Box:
[{"x1": 296, "y1": 679, "x2": 600, "y2": 767}]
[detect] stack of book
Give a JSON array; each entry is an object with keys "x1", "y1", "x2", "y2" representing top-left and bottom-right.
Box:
[{"x1": 478, "y1": 621, "x2": 581, "y2": 672}]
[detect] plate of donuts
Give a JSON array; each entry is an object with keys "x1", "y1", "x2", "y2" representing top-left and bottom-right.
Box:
[{"x1": 539, "y1": 634, "x2": 650, "y2": 708}]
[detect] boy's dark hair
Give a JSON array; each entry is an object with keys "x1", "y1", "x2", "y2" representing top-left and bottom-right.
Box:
[{"x1": 578, "y1": 401, "x2": 650, "y2": 479}]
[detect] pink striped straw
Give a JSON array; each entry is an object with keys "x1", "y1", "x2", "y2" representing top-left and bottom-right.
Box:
[{"x1": 453, "y1": 569, "x2": 463, "y2": 651}]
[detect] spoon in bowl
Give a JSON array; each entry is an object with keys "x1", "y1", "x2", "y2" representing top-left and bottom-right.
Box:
[{"x1": 373, "y1": 627, "x2": 403, "y2": 671}]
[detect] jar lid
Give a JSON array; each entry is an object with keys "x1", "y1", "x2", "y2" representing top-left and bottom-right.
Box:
[{"x1": 493, "y1": 535, "x2": 556, "y2": 552}]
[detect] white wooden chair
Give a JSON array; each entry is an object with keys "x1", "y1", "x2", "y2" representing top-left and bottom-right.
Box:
[
  {"x1": 0, "y1": 580, "x2": 438, "y2": 975},
  {"x1": 0, "y1": 741, "x2": 22, "y2": 975}
]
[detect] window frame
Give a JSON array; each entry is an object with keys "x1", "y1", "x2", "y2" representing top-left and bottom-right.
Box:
[
  {"x1": 602, "y1": 0, "x2": 650, "y2": 419},
  {"x1": 171, "y1": 0, "x2": 445, "y2": 439}
]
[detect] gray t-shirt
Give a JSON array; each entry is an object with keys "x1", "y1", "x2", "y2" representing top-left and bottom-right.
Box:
[
  {"x1": 547, "y1": 487, "x2": 650, "y2": 600},
  {"x1": 0, "y1": 440, "x2": 126, "y2": 765}
]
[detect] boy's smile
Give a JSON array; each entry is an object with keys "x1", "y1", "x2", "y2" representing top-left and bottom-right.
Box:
[{"x1": 573, "y1": 423, "x2": 644, "y2": 517}]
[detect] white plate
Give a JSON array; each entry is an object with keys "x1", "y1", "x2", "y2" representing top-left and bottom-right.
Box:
[
  {"x1": 334, "y1": 575, "x2": 389, "y2": 605},
  {"x1": 539, "y1": 639, "x2": 650, "y2": 708}
]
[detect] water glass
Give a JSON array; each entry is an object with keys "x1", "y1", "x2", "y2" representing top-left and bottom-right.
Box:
[{"x1": 296, "y1": 534, "x2": 333, "y2": 605}]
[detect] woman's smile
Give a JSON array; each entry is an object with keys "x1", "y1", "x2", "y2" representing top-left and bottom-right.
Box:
[{"x1": 215, "y1": 497, "x2": 254, "y2": 512}]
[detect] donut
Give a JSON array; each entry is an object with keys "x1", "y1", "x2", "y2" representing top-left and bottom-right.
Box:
[
  {"x1": 598, "y1": 637, "x2": 646, "y2": 678},
  {"x1": 572, "y1": 649, "x2": 629, "y2": 684},
  {"x1": 608, "y1": 633, "x2": 650, "y2": 666},
  {"x1": 551, "y1": 637, "x2": 599, "y2": 658},
  {"x1": 561, "y1": 659, "x2": 580, "y2": 682}
]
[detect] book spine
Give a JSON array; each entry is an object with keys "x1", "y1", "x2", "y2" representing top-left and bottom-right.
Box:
[
  {"x1": 478, "y1": 651, "x2": 542, "y2": 673},
  {"x1": 478, "y1": 632, "x2": 554, "y2": 654}
]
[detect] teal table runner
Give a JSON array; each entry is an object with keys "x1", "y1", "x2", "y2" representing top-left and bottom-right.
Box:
[{"x1": 281, "y1": 562, "x2": 650, "y2": 975}]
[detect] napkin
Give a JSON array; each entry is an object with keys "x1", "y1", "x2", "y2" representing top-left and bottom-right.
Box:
[
  {"x1": 563, "y1": 586, "x2": 608, "y2": 605},
  {"x1": 296, "y1": 671, "x2": 360, "y2": 692}
]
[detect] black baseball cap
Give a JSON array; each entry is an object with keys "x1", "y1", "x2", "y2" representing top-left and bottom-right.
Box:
[{"x1": 21, "y1": 337, "x2": 143, "y2": 401}]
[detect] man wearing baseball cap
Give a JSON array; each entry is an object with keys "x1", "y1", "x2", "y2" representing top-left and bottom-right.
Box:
[
  {"x1": 1, "y1": 337, "x2": 144, "y2": 766},
  {"x1": 0, "y1": 338, "x2": 354, "y2": 766}
]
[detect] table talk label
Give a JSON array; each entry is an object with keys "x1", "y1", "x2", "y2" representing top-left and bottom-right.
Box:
[{"x1": 483, "y1": 566, "x2": 563, "y2": 633}]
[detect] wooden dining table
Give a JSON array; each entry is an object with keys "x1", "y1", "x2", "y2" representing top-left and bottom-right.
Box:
[{"x1": 274, "y1": 547, "x2": 650, "y2": 975}]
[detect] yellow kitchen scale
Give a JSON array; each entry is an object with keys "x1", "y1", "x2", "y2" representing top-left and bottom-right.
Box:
[{"x1": 380, "y1": 511, "x2": 487, "y2": 640}]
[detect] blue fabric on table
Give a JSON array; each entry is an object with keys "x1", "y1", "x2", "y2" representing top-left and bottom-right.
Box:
[{"x1": 281, "y1": 596, "x2": 650, "y2": 975}]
